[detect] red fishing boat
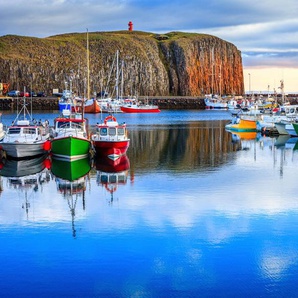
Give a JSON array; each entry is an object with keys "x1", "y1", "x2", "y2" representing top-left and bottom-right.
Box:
[
  {"x1": 120, "y1": 98, "x2": 160, "y2": 113},
  {"x1": 91, "y1": 115, "x2": 130, "y2": 160}
]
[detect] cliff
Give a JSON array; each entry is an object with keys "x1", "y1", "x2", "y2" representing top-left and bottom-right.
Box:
[{"x1": 0, "y1": 31, "x2": 244, "y2": 96}]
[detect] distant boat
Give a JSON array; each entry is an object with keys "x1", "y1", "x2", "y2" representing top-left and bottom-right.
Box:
[
  {"x1": 58, "y1": 90, "x2": 73, "y2": 111},
  {"x1": 72, "y1": 98, "x2": 101, "y2": 114},
  {"x1": 120, "y1": 98, "x2": 160, "y2": 113},
  {"x1": 225, "y1": 116, "x2": 257, "y2": 132},
  {"x1": 0, "y1": 95, "x2": 51, "y2": 159},
  {"x1": 91, "y1": 115, "x2": 130, "y2": 160},
  {"x1": 204, "y1": 95, "x2": 228, "y2": 110},
  {"x1": 51, "y1": 110, "x2": 92, "y2": 161}
]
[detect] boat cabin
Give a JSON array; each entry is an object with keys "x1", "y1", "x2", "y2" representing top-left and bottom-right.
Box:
[{"x1": 97, "y1": 124, "x2": 127, "y2": 141}]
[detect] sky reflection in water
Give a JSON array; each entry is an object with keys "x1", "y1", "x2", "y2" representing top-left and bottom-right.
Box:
[{"x1": 0, "y1": 110, "x2": 298, "y2": 296}]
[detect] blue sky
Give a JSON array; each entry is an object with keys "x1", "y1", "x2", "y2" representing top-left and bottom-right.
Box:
[{"x1": 1, "y1": 0, "x2": 298, "y2": 93}]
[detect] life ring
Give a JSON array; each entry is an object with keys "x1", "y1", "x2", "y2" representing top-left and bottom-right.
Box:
[{"x1": 104, "y1": 115, "x2": 116, "y2": 124}]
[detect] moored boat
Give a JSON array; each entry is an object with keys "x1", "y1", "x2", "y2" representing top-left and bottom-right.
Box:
[
  {"x1": 225, "y1": 117, "x2": 257, "y2": 132},
  {"x1": 91, "y1": 115, "x2": 130, "y2": 160},
  {"x1": 204, "y1": 95, "x2": 228, "y2": 110},
  {"x1": 0, "y1": 97, "x2": 51, "y2": 159},
  {"x1": 72, "y1": 98, "x2": 101, "y2": 114},
  {"x1": 120, "y1": 98, "x2": 160, "y2": 113},
  {"x1": 51, "y1": 110, "x2": 92, "y2": 161}
]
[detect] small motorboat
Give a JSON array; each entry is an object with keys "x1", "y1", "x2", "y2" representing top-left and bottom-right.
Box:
[{"x1": 225, "y1": 116, "x2": 257, "y2": 132}]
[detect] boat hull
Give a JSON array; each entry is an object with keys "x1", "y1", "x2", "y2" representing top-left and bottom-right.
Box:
[
  {"x1": 73, "y1": 99, "x2": 101, "y2": 114},
  {"x1": 51, "y1": 136, "x2": 91, "y2": 161},
  {"x1": 59, "y1": 102, "x2": 72, "y2": 112},
  {"x1": 226, "y1": 118, "x2": 257, "y2": 132},
  {"x1": 1, "y1": 142, "x2": 49, "y2": 159},
  {"x1": 120, "y1": 106, "x2": 160, "y2": 113},
  {"x1": 275, "y1": 122, "x2": 289, "y2": 135}
]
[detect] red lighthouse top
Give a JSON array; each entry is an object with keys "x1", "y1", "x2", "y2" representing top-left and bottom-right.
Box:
[{"x1": 128, "y1": 21, "x2": 133, "y2": 31}]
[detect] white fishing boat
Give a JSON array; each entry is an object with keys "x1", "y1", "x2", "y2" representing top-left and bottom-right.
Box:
[
  {"x1": 0, "y1": 95, "x2": 51, "y2": 159},
  {"x1": 204, "y1": 94, "x2": 228, "y2": 109}
]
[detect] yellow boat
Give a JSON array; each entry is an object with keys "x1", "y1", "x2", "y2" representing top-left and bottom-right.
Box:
[{"x1": 225, "y1": 117, "x2": 257, "y2": 132}]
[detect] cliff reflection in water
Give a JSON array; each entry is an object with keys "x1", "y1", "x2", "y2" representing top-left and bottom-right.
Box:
[{"x1": 127, "y1": 120, "x2": 238, "y2": 172}]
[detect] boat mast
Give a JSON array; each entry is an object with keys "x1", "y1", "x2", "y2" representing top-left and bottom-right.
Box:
[
  {"x1": 116, "y1": 50, "x2": 119, "y2": 100},
  {"x1": 87, "y1": 29, "x2": 90, "y2": 101},
  {"x1": 211, "y1": 47, "x2": 214, "y2": 95},
  {"x1": 84, "y1": 28, "x2": 90, "y2": 120}
]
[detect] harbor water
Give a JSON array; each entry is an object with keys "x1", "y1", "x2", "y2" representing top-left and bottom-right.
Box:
[{"x1": 0, "y1": 109, "x2": 298, "y2": 297}]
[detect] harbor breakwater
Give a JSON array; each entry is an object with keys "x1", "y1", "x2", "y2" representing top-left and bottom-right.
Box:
[{"x1": 0, "y1": 96, "x2": 207, "y2": 110}]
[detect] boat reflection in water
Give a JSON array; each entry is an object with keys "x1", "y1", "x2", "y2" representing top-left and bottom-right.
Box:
[
  {"x1": 230, "y1": 131, "x2": 258, "y2": 143},
  {"x1": 50, "y1": 156, "x2": 92, "y2": 237},
  {"x1": 95, "y1": 154, "x2": 130, "y2": 203},
  {"x1": 0, "y1": 154, "x2": 51, "y2": 217}
]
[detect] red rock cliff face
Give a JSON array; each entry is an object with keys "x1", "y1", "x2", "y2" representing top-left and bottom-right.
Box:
[
  {"x1": 0, "y1": 31, "x2": 244, "y2": 96},
  {"x1": 159, "y1": 33, "x2": 244, "y2": 95}
]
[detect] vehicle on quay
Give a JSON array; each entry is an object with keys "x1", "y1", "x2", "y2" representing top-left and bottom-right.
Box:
[
  {"x1": 19, "y1": 91, "x2": 30, "y2": 97},
  {"x1": 7, "y1": 90, "x2": 20, "y2": 97},
  {"x1": 37, "y1": 91, "x2": 46, "y2": 97}
]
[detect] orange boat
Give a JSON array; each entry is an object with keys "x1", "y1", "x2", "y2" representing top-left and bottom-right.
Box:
[
  {"x1": 225, "y1": 117, "x2": 257, "y2": 132},
  {"x1": 72, "y1": 98, "x2": 101, "y2": 113}
]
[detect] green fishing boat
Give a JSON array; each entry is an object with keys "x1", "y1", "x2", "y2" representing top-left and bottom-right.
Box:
[{"x1": 51, "y1": 111, "x2": 91, "y2": 161}]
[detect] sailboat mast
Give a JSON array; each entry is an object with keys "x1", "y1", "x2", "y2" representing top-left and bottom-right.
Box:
[
  {"x1": 87, "y1": 29, "x2": 90, "y2": 101},
  {"x1": 211, "y1": 47, "x2": 214, "y2": 95},
  {"x1": 116, "y1": 50, "x2": 119, "y2": 100}
]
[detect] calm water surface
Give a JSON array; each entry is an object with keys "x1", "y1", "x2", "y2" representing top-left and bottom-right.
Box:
[{"x1": 0, "y1": 110, "x2": 298, "y2": 297}]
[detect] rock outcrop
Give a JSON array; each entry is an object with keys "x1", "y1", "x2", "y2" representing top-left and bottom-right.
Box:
[{"x1": 0, "y1": 31, "x2": 244, "y2": 96}]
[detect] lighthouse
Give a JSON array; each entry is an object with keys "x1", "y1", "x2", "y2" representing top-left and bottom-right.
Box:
[{"x1": 128, "y1": 21, "x2": 133, "y2": 31}]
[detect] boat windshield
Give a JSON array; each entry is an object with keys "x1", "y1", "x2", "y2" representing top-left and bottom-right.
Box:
[
  {"x1": 7, "y1": 128, "x2": 21, "y2": 134},
  {"x1": 109, "y1": 127, "x2": 116, "y2": 136},
  {"x1": 57, "y1": 121, "x2": 82, "y2": 130},
  {"x1": 100, "y1": 128, "x2": 108, "y2": 136},
  {"x1": 118, "y1": 127, "x2": 125, "y2": 136},
  {"x1": 23, "y1": 128, "x2": 37, "y2": 134}
]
